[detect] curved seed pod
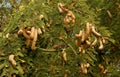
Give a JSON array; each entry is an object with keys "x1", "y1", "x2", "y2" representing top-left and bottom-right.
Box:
[
  {"x1": 41, "y1": 26, "x2": 45, "y2": 33},
  {"x1": 85, "y1": 63, "x2": 90, "y2": 68},
  {"x1": 22, "y1": 30, "x2": 30, "y2": 39},
  {"x1": 81, "y1": 31, "x2": 85, "y2": 42},
  {"x1": 82, "y1": 49, "x2": 86, "y2": 54},
  {"x1": 91, "y1": 26, "x2": 101, "y2": 37},
  {"x1": 9, "y1": 54, "x2": 17, "y2": 66},
  {"x1": 58, "y1": 3, "x2": 64, "y2": 13},
  {"x1": 101, "y1": 37, "x2": 106, "y2": 44},
  {"x1": 99, "y1": 39, "x2": 104, "y2": 50},
  {"x1": 31, "y1": 29, "x2": 38, "y2": 50},
  {"x1": 37, "y1": 28, "x2": 42, "y2": 35},
  {"x1": 75, "y1": 40, "x2": 81, "y2": 47},
  {"x1": 75, "y1": 34, "x2": 80, "y2": 39},
  {"x1": 18, "y1": 27, "x2": 24, "y2": 35},
  {"x1": 86, "y1": 22, "x2": 92, "y2": 35},
  {"x1": 99, "y1": 64, "x2": 105, "y2": 74},
  {"x1": 25, "y1": 39, "x2": 31, "y2": 46},
  {"x1": 86, "y1": 40, "x2": 91, "y2": 46},
  {"x1": 30, "y1": 27, "x2": 35, "y2": 39},
  {"x1": 79, "y1": 30, "x2": 83, "y2": 37},
  {"x1": 91, "y1": 37, "x2": 97, "y2": 46},
  {"x1": 82, "y1": 68, "x2": 87, "y2": 74},
  {"x1": 103, "y1": 69, "x2": 108, "y2": 74},
  {"x1": 62, "y1": 49, "x2": 67, "y2": 62}
]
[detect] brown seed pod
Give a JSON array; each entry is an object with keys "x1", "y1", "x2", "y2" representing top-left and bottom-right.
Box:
[
  {"x1": 25, "y1": 39, "x2": 31, "y2": 47},
  {"x1": 75, "y1": 40, "x2": 81, "y2": 47},
  {"x1": 30, "y1": 27, "x2": 35, "y2": 39},
  {"x1": 58, "y1": 3, "x2": 64, "y2": 13},
  {"x1": 22, "y1": 29, "x2": 31, "y2": 39},
  {"x1": 107, "y1": 10, "x2": 112, "y2": 18},
  {"x1": 82, "y1": 49, "x2": 86, "y2": 54},
  {"x1": 99, "y1": 64, "x2": 105, "y2": 74},
  {"x1": 86, "y1": 40, "x2": 91, "y2": 46},
  {"x1": 41, "y1": 26, "x2": 45, "y2": 33},
  {"x1": 91, "y1": 37, "x2": 97, "y2": 46},
  {"x1": 31, "y1": 29, "x2": 38, "y2": 50},
  {"x1": 9, "y1": 54, "x2": 17, "y2": 66},
  {"x1": 82, "y1": 67, "x2": 87, "y2": 74},
  {"x1": 99, "y1": 39, "x2": 104, "y2": 50},
  {"x1": 86, "y1": 22, "x2": 92, "y2": 35},
  {"x1": 101, "y1": 37, "x2": 106, "y2": 44},
  {"x1": 37, "y1": 28, "x2": 42, "y2": 35},
  {"x1": 91, "y1": 26, "x2": 101, "y2": 37},
  {"x1": 18, "y1": 27, "x2": 24, "y2": 35},
  {"x1": 85, "y1": 63, "x2": 90, "y2": 68},
  {"x1": 62, "y1": 49, "x2": 67, "y2": 62},
  {"x1": 81, "y1": 31, "x2": 85, "y2": 42}
]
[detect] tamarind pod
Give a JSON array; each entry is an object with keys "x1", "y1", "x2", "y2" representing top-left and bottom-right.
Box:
[
  {"x1": 37, "y1": 28, "x2": 42, "y2": 35},
  {"x1": 81, "y1": 31, "x2": 85, "y2": 42},
  {"x1": 58, "y1": 3, "x2": 64, "y2": 13},
  {"x1": 91, "y1": 26, "x2": 101, "y2": 37},
  {"x1": 31, "y1": 29, "x2": 38, "y2": 50},
  {"x1": 31, "y1": 41, "x2": 36, "y2": 50},
  {"x1": 75, "y1": 40, "x2": 81, "y2": 47},
  {"x1": 101, "y1": 38, "x2": 106, "y2": 44},
  {"x1": 62, "y1": 50, "x2": 67, "y2": 62},
  {"x1": 98, "y1": 64, "x2": 105, "y2": 74},
  {"x1": 82, "y1": 49, "x2": 86, "y2": 54},
  {"x1": 25, "y1": 27, "x2": 31, "y2": 31},
  {"x1": 107, "y1": 10, "x2": 112, "y2": 18},
  {"x1": 22, "y1": 30, "x2": 31, "y2": 39},
  {"x1": 82, "y1": 67, "x2": 87, "y2": 74},
  {"x1": 30, "y1": 27, "x2": 35, "y2": 39},
  {"x1": 26, "y1": 31, "x2": 31, "y2": 35},
  {"x1": 41, "y1": 26, "x2": 45, "y2": 33},
  {"x1": 75, "y1": 34, "x2": 80, "y2": 39},
  {"x1": 25, "y1": 39, "x2": 31, "y2": 46},
  {"x1": 84, "y1": 63, "x2": 90, "y2": 68},
  {"x1": 86, "y1": 40, "x2": 91, "y2": 46},
  {"x1": 18, "y1": 27, "x2": 24, "y2": 35},
  {"x1": 99, "y1": 39, "x2": 104, "y2": 50},
  {"x1": 39, "y1": 14, "x2": 44, "y2": 20},
  {"x1": 86, "y1": 22, "x2": 92, "y2": 35},
  {"x1": 9, "y1": 54, "x2": 17, "y2": 66},
  {"x1": 91, "y1": 37, "x2": 97, "y2": 46},
  {"x1": 103, "y1": 69, "x2": 108, "y2": 74},
  {"x1": 75, "y1": 30, "x2": 82, "y2": 39}
]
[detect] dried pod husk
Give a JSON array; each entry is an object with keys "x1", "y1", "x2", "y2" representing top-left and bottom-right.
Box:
[
  {"x1": 91, "y1": 26, "x2": 101, "y2": 37},
  {"x1": 85, "y1": 63, "x2": 90, "y2": 68},
  {"x1": 86, "y1": 40, "x2": 91, "y2": 46},
  {"x1": 91, "y1": 37, "x2": 97, "y2": 46},
  {"x1": 22, "y1": 29, "x2": 31, "y2": 39},
  {"x1": 99, "y1": 39, "x2": 104, "y2": 50},
  {"x1": 85, "y1": 22, "x2": 92, "y2": 39},
  {"x1": 103, "y1": 69, "x2": 108, "y2": 74},
  {"x1": 9, "y1": 54, "x2": 17, "y2": 66},
  {"x1": 25, "y1": 39, "x2": 31, "y2": 47},
  {"x1": 40, "y1": 14, "x2": 44, "y2": 20},
  {"x1": 41, "y1": 26, "x2": 46, "y2": 33},
  {"x1": 18, "y1": 27, "x2": 24, "y2": 35},
  {"x1": 31, "y1": 29, "x2": 38, "y2": 50},
  {"x1": 4, "y1": 33, "x2": 10, "y2": 39},
  {"x1": 64, "y1": 16, "x2": 70, "y2": 25},
  {"x1": 75, "y1": 30, "x2": 83, "y2": 39},
  {"x1": 58, "y1": 3, "x2": 64, "y2": 13},
  {"x1": 82, "y1": 49, "x2": 86, "y2": 54},
  {"x1": 78, "y1": 46, "x2": 83, "y2": 52},
  {"x1": 82, "y1": 67, "x2": 87, "y2": 74},
  {"x1": 81, "y1": 31, "x2": 85, "y2": 42},
  {"x1": 99, "y1": 64, "x2": 105, "y2": 74},
  {"x1": 75, "y1": 40, "x2": 81, "y2": 47},
  {"x1": 101, "y1": 37, "x2": 106, "y2": 44},
  {"x1": 107, "y1": 10, "x2": 112, "y2": 18},
  {"x1": 62, "y1": 49, "x2": 67, "y2": 62},
  {"x1": 37, "y1": 28, "x2": 42, "y2": 35},
  {"x1": 30, "y1": 27, "x2": 35, "y2": 39},
  {"x1": 67, "y1": 11, "x2": 75, "y2": 19}
]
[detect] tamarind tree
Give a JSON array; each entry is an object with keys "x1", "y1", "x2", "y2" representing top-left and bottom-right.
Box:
[{"x1": 0, "y1": 0, "x2": 120, "y2": 77}]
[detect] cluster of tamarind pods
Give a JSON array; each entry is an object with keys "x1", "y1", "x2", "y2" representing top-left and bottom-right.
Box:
[
  {"x1": 79, "y1": 63, "x2": 90, "y2": 74},
  {"x1": 75, "y1": 22, "x2": 107, "y2": 53},
  {"x1": 18, "y1": 26, "x2": 45, "y2": 50},
  {"x1": 58, "y1": 3, "x2": 75, "y2": 26}
]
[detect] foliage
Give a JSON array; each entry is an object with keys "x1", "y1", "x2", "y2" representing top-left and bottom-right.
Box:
[{"x1": 0, "y1": 0, "x2": 120, "y2": 77}]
